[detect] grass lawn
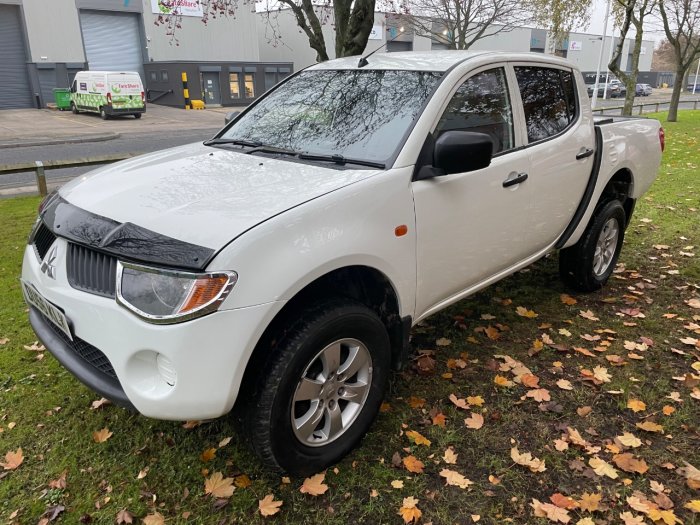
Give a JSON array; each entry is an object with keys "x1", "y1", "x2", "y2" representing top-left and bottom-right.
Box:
[{"x1": 1, "y1": 111, "x2": 699, "y2": 525}]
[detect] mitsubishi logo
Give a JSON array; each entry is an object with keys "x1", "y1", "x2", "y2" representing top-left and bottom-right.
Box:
[{"x1": 40, "y1": 245, "x2": 58, "y2": 279}]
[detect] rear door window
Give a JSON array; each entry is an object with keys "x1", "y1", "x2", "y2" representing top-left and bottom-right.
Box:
[{"x1": 514, "y1": 66, "x2": 578, "y2": 143}]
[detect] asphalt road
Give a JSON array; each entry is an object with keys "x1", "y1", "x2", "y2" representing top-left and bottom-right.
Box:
[{"x1": 0, "y1": 127, "x2": 221, "y2": 194}]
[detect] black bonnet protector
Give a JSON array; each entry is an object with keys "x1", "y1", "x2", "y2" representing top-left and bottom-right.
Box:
[{"x1": 40, "y1": 196, "x2": 214, "y2": 271}]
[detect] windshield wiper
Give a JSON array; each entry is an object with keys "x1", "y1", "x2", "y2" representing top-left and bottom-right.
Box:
[
  {"x1": 298, "y1": 153, "x2": 385, "y2": 169},
  {"x1": 203, "y1": 138, "x2": 262, "y2": 148},
  {"x1": 245, "y1": 145, "x2": 300, "y2": 156}
]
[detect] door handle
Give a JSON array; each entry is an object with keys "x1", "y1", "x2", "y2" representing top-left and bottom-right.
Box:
[
  {"x1": 576, "y1": 148, "x2": 595, "y2": 160},
  {"x1": 503, "y1": 172, "x2": 528, "y2": 188}
]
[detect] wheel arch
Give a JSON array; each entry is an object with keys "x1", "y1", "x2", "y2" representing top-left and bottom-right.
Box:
[
  {"x1": 599, "y1": 167, "x2": 635, "y2": 226},
  {"x1": 237, "y1": 265, "x2": 409, "y2": 406}
]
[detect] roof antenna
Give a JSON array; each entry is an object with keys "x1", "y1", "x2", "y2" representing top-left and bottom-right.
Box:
[{"x1": 358, "y1": 26, "x2": 405, "y2": 68}]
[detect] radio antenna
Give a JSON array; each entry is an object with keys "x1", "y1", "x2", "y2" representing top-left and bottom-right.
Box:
[{"x1": 358, "y1": 26, "x2": 405, "y2": 68}]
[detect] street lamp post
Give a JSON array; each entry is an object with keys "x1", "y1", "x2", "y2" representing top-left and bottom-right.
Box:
[
  {"x1": 592, "y1": 0, "x2": 612, "y2": 110},
  {"x1": 693, "y1": 57, "x2": 700, "y2": 94}
]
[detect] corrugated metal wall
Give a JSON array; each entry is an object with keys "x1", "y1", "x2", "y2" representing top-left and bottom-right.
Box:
[
  {"x1": 79, "y1": 10, "x2": 144, "y2": 78},
  {"x1": 0, "y1": 4, "x2": 34, "y2": 109}
]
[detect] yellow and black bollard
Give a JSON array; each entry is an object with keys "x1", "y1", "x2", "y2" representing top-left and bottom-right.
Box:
[{"x1": 181, "y1": 72, "x2": 191, "y2": 110}]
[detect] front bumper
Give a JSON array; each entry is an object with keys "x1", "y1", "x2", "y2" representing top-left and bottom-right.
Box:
[{"x1": 22, "y1": 238, "x2": 281, "y2": 420}]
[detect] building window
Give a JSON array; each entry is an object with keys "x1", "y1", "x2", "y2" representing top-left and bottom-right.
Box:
[
  {"x1": 160, "y1": 70, "x2": 169, "y2": 82},
  {"x1": 149, "y1": 71, "x2": 157, "y2": 82},
  {"x1": 265, "y1": 71, "x2": 277, "y2": 91},
  {"x1": 244, "y1": 73, "x2": 255, "y2": 98},
  {"x1": 230, "y1": 73, "x2": 241, "y2": 98}
]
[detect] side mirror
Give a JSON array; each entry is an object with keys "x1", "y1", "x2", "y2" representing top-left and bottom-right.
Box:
[
  {"x1": 224, "y1": 111, "x2": 240, "y2": 124},
  {"x1": 433, "y1": 131, "x2": 493, "y2": 175}
]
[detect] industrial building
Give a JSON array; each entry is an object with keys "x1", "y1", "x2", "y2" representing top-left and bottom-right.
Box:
[
  {"x1": 0, "y1": 0, "x2": 291, "y2": 109},
  {"x1": 1, "y1": 0, "x2": 658, "y2": 110}
]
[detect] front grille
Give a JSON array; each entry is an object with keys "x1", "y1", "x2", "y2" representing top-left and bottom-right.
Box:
[
  {"x1": 33, "y1": 222, "x2": 56, "y2": 260},
  {"x1": 39, "y1": 312, "x2": 117, "y2": 379},
  {"x1": 67, "y1": 243, "x2": 118, "y2": 298}
]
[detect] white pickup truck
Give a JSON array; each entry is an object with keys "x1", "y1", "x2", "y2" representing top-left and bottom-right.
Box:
[{"x1": 22, "y1": 51, "x2": 663, "y2": 475}]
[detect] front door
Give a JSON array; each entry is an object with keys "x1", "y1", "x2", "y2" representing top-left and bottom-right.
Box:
[
  {"x1": 412, "y1": 65, "x2": 535, "y2": 317},
  {"x1": 202, "y1": 72, "x2": 221, "y2": 105}
]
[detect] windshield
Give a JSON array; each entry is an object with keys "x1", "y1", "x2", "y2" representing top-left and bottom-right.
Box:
[{"x1": 219, "y1": 69, "x2": 442, "y2": 164}]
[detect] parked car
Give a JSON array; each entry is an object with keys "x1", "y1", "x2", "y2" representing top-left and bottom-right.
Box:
[
  {"x1": 687, "y1": 83, "x2": 700, "y2": 94},
  {"x1": 609, "y1": 79, "x2": 626, "y2": 97},
  {"x1": 587, "y1": 82, "x2": 620, "y2": 98},
  {"x1": 636, "y1": 83, "x2": 653, "y2": 96},
  {"x1": 70, "y1": 71, "x2": 145, "y2": 119},
  {"x1": 22, "y1": 51, "x2": 664, "y2": 476}
]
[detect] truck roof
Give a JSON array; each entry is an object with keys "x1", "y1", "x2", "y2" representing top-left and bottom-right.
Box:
[
  {"x1": 308, "y1": 51, "x2": 576, "y2": 72},
  {"x1": 77, "y1": 71, "x2": 141, "y2": 76}
]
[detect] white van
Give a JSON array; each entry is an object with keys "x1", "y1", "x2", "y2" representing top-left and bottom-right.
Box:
[{"x1": 70, "y1": 71, "x2": 145, "y2": 119}]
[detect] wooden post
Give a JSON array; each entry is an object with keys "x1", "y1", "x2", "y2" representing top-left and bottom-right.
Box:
[
  {"x1": 34, "y1": 161, "x2": 47, "y2": 196},
  {"x1": 639, "y1": 104, "x2": 643, "y2": 115}
]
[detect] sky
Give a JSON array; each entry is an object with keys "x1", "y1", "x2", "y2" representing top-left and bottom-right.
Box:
[{"x1": 587, "y1": 0, "x2": 666, "y2": 45}]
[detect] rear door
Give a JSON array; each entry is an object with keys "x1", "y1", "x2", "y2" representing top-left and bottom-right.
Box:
[
  {"x1": 511, "y1": 64, "x2": 594, "y2": 252},
  {"x1": 412, "y1": 64, "x2": 536, "y2": 316}
]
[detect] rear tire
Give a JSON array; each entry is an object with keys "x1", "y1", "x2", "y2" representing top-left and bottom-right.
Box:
[
  {"x1": 133, "y1": 113, "x2": 142, "y2": 119},
  {"x1": 559, "y1": 200, "x2": 626, "y2": 292},
  {"x1": 244, "y1": 300, "x2": 391, "y2": 476},
  {"x1": 71, "y1": 103, "x2": 78, "y2": 115}
]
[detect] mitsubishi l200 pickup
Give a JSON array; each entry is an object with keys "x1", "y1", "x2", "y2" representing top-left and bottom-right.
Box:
[{"x1": 22, "y1": 51, "x2": 663, "y2": 475}]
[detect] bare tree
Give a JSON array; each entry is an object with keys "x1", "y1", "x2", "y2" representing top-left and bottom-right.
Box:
[
  {"x1": 658, "y1": 0, "x2": 700, "y2": 121},
  {"x1": 526, "y1": 0, "x2": 592, "y2": 49},
  {"x1": 394, "y1": 0, "x2": 534, "y2": 50},
  {"x1": 607, "y1": 0, "x2": 656, "y2": 116},
  {"x1": 651, "y1": 39, "x2": 678, "y2": 71},
  {"x1": 155, "y1": 0, "x2": 377, "y2": 62}
]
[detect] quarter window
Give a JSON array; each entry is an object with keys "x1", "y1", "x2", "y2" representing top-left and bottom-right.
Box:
[
  {"x1": 435, "y1": 68, "x2": 514, "y2": 154},
  {"x1": 514, "y1": 66, "x2": 578, "y2": 143}
]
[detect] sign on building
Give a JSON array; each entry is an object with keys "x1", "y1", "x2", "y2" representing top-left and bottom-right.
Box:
[
  {"x1": 368, "y1": 25, "x2": 383, "y2": 40},
  {"x1": 151, "y1": 0, "x2": 203, "y2": 17},
  {"x1": 569, "y1": 40, "x2": 582, "y2": 51}
]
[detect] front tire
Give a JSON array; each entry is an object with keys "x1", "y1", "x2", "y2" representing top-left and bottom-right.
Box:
[
  {"x1": 245, "y1": 300, "x2": 391, "y2": 476},
  {"x1": 100, "y1": 107, "x2": 108, "y2": 120},
  {"x1": 559, "y1": 200, "x2": 626, "y2": 292},
  {"x1": 71, "y1": 102, "x2": 78, "y2": 114}
]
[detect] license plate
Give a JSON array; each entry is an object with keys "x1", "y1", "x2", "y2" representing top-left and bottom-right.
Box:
[{"x1": 21, "y1": 280, "x2": 73, "y2": 341}]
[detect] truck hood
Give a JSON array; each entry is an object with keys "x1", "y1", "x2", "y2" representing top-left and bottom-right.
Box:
[{"x1": 60, "y1": 142, "x2": 381, "y2": 250}]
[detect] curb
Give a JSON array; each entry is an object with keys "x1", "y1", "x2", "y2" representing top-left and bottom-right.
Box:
[{"x1": 0, "y1": 132, "x2": 120, "y2": 149}]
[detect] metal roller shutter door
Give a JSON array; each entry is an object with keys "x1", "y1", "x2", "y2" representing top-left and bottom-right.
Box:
[
  {"x1": 0, "y1": 5, "x2": 33, "y2": 109},
  {"x1": 79, "y1": 11, "x2": 144, "y2": 78}
]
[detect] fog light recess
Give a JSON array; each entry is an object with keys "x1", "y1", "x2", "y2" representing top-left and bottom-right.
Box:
[{"x1": 156, "y1": 354, "x2": 177, "y2": 386}]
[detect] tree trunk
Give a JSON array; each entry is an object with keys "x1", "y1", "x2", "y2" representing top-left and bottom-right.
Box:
[
  {"x1": 667, "y1": 65, "x2": 684, "y2": 122},
  {"x1": 336, "y1": 0, "x2": 376, "y2": 57}
]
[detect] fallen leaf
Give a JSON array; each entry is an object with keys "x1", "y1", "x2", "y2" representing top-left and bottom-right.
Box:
[
  {"x1": 204, "y1": 472, "x2": 235, "y2": 499},
  {"x1": 526, "y1": 388, "x2": 551, "y2": 402},
  {"x1": 580, "y1": 310, "x2": 600, "y2": 321},
  {"x1": 403, "y1": 455, "x2": 425, "y2": 474},
  {"x1": 300, "y1": 472, "x2": 328, "y2": 496},
  {"x1": 201, "y1": 448, "x2": 216, "y2": 462},
  {"x1": 467, "y1": 395, "x2": 485, "y2": 406},
  {"x1": 218, "y1": 437, "x2": 232, "y2": 448},
  {"x1": 627, "y1": 399, "x2": 647, "y2": 413},
  {"x1": 560, "y1": 294, "x2": 578, "y2": 305},
  {"x1": 662, "y1": 405, "x2": 676, "y2": 416},
  {"x1": 589, "y1": 457, "x2": 619, "y2": 479},
  {"x1": 620, "y1": 512, "x2": 645, "y2": 525},
  {"x1": 432, "y1": 411, "x2": 447, "y2": 427},
  {"x1": 115, "y1": 509, "x2": 134, "y2": 524},
  {"x1": 531, "y1": 499, "x2": 571, "y2": 523},
  {"x1": 443, "y1": 448, "x2": 458, "y2": 464},
  {"x1": 391, "y1": 479, "x2": 404, "y2": 489},
  {"x1": 550, "y1": 493, "x2": 578, "y2": 509},
  {"x1": 617, "y1": 432, "x2": 642, "y2": 448},
  {"x1": 1, "y1": 448, "x2": 23, "y2": 470},
  {"x1": 516, "y1": 306, "x2": 538, "y2": 318},
  {"x1": 613, "y1": 453, "x2": 649, "y2": 474},
  {"x1": 577, "y1": 406, "x2": 593, "y2": 417},
  {"x1": 464, "y1": 412, "x2": 484, "y2": 429},
  {"x1": 511, "y1": 447, "x2": 546, "y2": 473},
  {"x1": 234, "y1": 474, "x2": 252, "y2": 488},
  {"x1": 407, "y1": 396, "x2": 426, "y2": 409},
  {"x1": 636, "y1": 421, "x2": 664, "y2": 433},
  {"x1": 556, "y1": 379, "x2": 573, "y2": 390},
  {"x1": 685, "y1": 500, "x2": 700, "y2": 513},
  {"x1": 578, "y1": 492, "x2": 601, "y2": 512},
  {"x1": 440, "y1": 468, "x2": 473, "y2": 489},
  {"x1": 258, "y1": 494, "x2": 283, "y2": 517},
  {"x1": 593, "y1": 366, "x2": 612, "y2": 383},
  {"x1": 449, "y1": 393, "x2": 469, "y2": 409},
  {"x1": 485, "y1": 326, "x2": 501, "y2": 340},
  {"x1": 92, "y1": 428, "x2": 113, "y2": 443},
  {"x1": 399, "y1": 497, "x2": 422, "y2": 524},
  {"x1": 90, "y1": 398, "x2": 111, "y2": 410},
  {"x1": 142, "y1": 513, "x2": 165, "y2": 525},
  {"x1": 494, "y1": 375, "x2": 514, "y2": 387},
  {"x1": 436, "y1": 337, "x2": 451, "y2": 346},
  {"x1": 405, "y1": 430, "x2": 431, "y2": 447}
]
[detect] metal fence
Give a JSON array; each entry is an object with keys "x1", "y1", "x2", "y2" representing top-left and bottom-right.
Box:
[
  {"x1": 592, "y1": 99, "x2": 700, "y2": 116},
  {"x1": 0, "y1": 154, "x2": 136, "y2": 196}
]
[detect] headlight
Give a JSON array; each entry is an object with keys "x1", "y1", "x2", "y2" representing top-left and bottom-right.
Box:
[{"x1": 116, "y1": 261, "x2": 237, "y2": 323}]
